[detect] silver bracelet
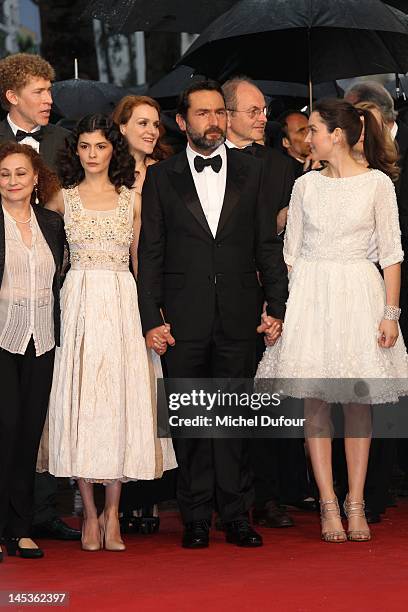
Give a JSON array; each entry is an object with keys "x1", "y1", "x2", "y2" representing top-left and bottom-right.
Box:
[{"x1": 384, "y1": 305, "x2": 401, "y2": 321}]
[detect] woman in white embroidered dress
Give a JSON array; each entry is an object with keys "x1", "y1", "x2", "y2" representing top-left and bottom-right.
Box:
[
  {"x1": 256, "y1": 99, "x2": 408, "y2": 543},
  {"x1": 46, "y1": 115, "x2": 176, "y2": 552}
]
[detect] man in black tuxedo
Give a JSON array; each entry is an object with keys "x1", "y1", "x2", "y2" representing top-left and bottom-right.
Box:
[
  {"x1": 345, "y1": 81, "x2": 408, "y2": 522},
  {"x1": 276, "y1": 109, "x2": 311, "y2": 180},
  {"x1": 222, "y1": 77, "x2": 316, "y2": 528},
  {"x1": 0, "y1": 53, "x2": 79, "y2": 541},
  {"x1": 138, "y1": 80, "x2": 288, "y2": 548}
]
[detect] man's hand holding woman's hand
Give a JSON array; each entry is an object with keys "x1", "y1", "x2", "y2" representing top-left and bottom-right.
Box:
[
  {"x1": 257, "y1": 312, "x2": 283, "y2": 346},
  {"x1": 146, "y1": 323, "x2": 175, "y2": 355}
]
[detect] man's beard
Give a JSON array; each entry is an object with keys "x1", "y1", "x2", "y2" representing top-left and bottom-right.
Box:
[{"x1": 186, "y1": 123, "x2": 226, "y2": 152}]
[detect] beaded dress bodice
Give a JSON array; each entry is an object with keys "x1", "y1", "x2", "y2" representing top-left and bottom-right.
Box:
[{"x1": 63, "y1": 186, "x2": 134, "y2": 271}]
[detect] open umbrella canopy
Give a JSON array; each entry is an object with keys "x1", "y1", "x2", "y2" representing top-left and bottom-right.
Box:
[
  {"x1": 52, "y1": 79, "x2": 127, "y2": 120},
  {"x1": 147, "y1": 65, "x2": 342, "y2": 109},
  {"x1": 179, "y1": 0, "x2": 408, "y2": 84},
  {"x1": 87, "y1": 0, "x2": 238, "y2": 33}
]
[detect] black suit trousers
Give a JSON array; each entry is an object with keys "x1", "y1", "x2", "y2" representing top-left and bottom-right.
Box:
[
  {"x1": 0, "y1": 339, "x2": 54, "y2": 537},
  {"x1": 163, "y1": 301, "x2": 256, "y2": 524}
]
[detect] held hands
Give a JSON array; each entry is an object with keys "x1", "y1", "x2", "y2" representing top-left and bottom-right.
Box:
[
  {"x1": 257, "y1": 312, "x2": 283, "y2": 346},
  {"x1": 378, "y1": 319, "x2": 398, "y2": 348},
  {"x1": 146, "y1": 324, "x2": 175, "y2": 355}
]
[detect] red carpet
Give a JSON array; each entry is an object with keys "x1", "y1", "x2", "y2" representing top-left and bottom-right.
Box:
[{"x1": 2, "y1": 503, "x2": 408, "y2": 611}]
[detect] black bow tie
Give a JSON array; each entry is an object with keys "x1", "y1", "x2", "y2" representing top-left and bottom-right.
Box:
[
  {"x1": 15, "y1": 128, "x2": 43, "y2": 143},
  {"x1": 194, "y1": 154, "x2": 222, "y2": 173}
]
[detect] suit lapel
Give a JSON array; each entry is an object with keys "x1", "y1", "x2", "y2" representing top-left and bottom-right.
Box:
[
  {"x1": 169, "y1": 151, "x2": 213, "y2": 237},
  {"x1": 216, "y1": 148, "x2": 248, "y2": 237},
  {"x1": 33, "y1": 206, "x2": 60, "y2": 271},
  {"x1": 39, "y1": 126, "x2": 54, "y2": 169},
  {"x1": 0, "y1": 119, "x2": 16, "y2": 143},
  {"x1": 0, "y1": 205, "x2": 5, "y2": 286}
]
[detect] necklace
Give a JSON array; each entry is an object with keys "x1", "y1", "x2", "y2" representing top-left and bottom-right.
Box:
[{"x1": 7, "y1": 212, "x2": 32, "y2": 224}]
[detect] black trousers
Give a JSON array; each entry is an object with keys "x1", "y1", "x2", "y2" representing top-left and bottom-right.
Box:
[
  {"x1": 0, "y1": 339, "x2": 55, "y2": 537},
  {"x1": 33, "y1": 472, "x2": 59, "y2": 525},
  {"x1": 250, "y1": 335, "x2": 311, "y2": 506},
  {"x1": 164, "y1": 307, "x2": 256, "y2": 524},
  {"x1": 251, "y1": 437, "x2": 311, "y2": 507},
  {"x1": 119, "y1": 469, "x2": 177, "y2": 513}
]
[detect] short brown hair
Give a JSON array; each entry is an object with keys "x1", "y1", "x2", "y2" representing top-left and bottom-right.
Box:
[
  {"x1": 0, "y1": 142, "x2": 60, "y2": 204},
  {"x1": 112, "y1": 95, "x2": 172, "y2": 161},
  {"x1": 0, "y1": 53, "x2": 55, "y2": 110}
]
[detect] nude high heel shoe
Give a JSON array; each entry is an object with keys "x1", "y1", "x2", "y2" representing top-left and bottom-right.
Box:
[
  {"x1": 343, "y1": 495, "x2": 371, "y2": 542},
  {"x1": 81, "y1": 518, "x2": 102, "y2": 551},
  {"x1": 319, "y1": 498, "x2": 347, "y2": 543},
  {"x1": 99, "y1": 512, "x2": 126, "y2": 552}
]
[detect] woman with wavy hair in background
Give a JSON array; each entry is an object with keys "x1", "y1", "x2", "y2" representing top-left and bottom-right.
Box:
[
  {"x1": 46, "y1": 114, "x2": 176, "y2": 552},
  {"x1": 0, "y1": 143, "x2": 62, "y2": 561},
  {"x1": 112, "y1": 96, "x2": 176, "y2": 534},
  {"x1": 112, "y1": 95, "x2": 172, "y2": 193}
]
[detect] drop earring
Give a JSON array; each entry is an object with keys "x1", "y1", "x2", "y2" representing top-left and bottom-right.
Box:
[{"x1": 34, "y1": 184, "x2": 39, "y2": 205}]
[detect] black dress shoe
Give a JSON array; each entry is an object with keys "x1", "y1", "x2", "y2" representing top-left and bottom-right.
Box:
[
  {"x1": 225, "y1": 520, "x2": 263, "y2": 547},
  {"x1": 119, "y1": 513, "x2": 139, "y2": 534},
  {"x1": 182, "y1": 520, "x2": 210, "y2": 549},
  {"x1": 31, "y1": 517, "x2": 81, "y2": 541},
  {"x1": 138, "y1": 506, "x2": 160, "y2": 534},
  {"x1": 2, "y1": 538, "x2": 44, "y2": 559},
  {"x1": 253, "y1": 501, "x2": 294, "y2": 528}
]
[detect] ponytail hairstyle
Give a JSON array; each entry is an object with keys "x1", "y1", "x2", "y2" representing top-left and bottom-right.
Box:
[{"x1": 314, "y1": 98, "x2": 400, "y2": 181}]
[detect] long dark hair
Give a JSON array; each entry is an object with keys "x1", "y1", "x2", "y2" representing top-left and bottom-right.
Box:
[
  {"x1": 57, "y1": 113, "x2": 135, "y2": 191},
  {"x1": 0, "y1": 142, "x2": 60, "y2": 205},
  {"x1": 314, "y1": 98, "x2": 399, "y2": 181}
]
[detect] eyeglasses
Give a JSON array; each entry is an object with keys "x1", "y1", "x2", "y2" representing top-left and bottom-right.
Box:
[{"x1": 227, "y1": 107, "x2": 267, "y2": 119}]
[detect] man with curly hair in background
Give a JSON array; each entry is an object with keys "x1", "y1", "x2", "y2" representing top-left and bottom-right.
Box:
[
  {"x1": 0, "y1": 53, "x2": 67, "y2": 172},
  {"x1": 0, "y1": 53, "x2": 80, "y2": 542}
]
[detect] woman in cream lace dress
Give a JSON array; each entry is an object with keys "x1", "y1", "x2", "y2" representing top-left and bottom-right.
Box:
[
  {"x1": 46, "y1": 115, "x2": 176, "y2": 552},
  {"x1": 256, "y1": 99, "x2": 408, "y2": 544}
]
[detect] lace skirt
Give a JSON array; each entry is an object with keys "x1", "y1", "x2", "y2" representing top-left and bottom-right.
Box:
[
  {"x1": 46, "y1": 269, "x2": 176, "y2": 482},
  {"x1": 256, "y1": 258, "x2": 408, "y2": 403}
]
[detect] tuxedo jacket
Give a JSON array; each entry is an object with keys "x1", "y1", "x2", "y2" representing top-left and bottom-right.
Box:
[
  {"x1": 245, "y1": 143, "x2": 295, "y2": 212},
  {"x1": 395, "y1": 120, "x2": 408, "y2": 242},
  {"x1": 0, "y1": 119, "x2": 69, "y2": 176},
  {"x1": 137, "y1": 147, "x2": 288, "y2": 341},
  {"x1": 0, "y1": 204, "x2": 65, "y2": 346}
]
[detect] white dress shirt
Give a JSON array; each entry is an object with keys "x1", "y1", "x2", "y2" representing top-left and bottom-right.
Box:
[
  {"x1": 186, "y1": 143, "x2": 227, "y2": 237},
  {"x1": 0, "y1": 207, "x2": 55, "y2": 355},
  {"x1": 7, "y1": 114, "x2": 41, "y2": 153},
  {"x1": 225, "y1": 138, "x2": 253, "y2": 150}
]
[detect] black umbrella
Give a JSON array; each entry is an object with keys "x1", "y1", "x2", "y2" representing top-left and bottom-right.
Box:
[
  {"x1": 87, "y1": 0, "x2": 238, "y2": 33},
  {"x1": 52, "y1": 79, "x2": 128, "y2": 120},
  {"x1": 148, "y1": 66, "x2": 204, "y2": 101},
  {"x1": 385, "y1": 1, "x2": 408, "y2": 12},
  {"x1": 179, "y1": 0, "x2": 408, "y2": 107},
  {"x1": 148, "y1": 65, "x2": 342, "y2": 109}
]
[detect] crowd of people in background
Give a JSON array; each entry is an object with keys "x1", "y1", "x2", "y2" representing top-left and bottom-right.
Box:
[{"x1": 1, "y1": 52, "x2": 408, "y2": 561}]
